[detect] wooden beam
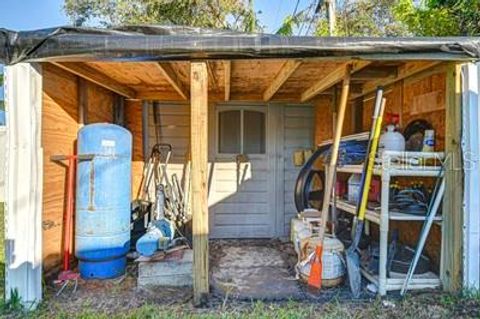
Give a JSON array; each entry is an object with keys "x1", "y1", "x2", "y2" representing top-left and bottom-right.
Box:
[
  {"x1": 156, "y1": 62, "x2": 189, "y2": 100},
  {"x1": 301, "y1": 60, "x2": 370, "y2": 102},
  {"x1": 136, "y1": 90, "x2": 188, "y2": 101},
  {"x1": 351, "y1": 66, "x2": 398, "y2": 81},
  {"x1": 207, "y1": 62, "x2": 218, "y2": 90},
  {"x1": 356, "y1": 61, "x2": 442, "y2": 100},
  {"x1": 263, "y1": 60, "x2": 301, "y2": 101},
  {"x1": 52, "y1": 62, "x2": 136, "y2": 98},
  {"x1": 441, "y1": 63, "x2": 463, "y2": 292},
  {"x1": 224, "y1": 61, "x2": 231, "y2": 101},
  {"x1": 77, "y1": 77, "x2": 88, "y2": 127},
  {"x1": 190, "y1": 62, "x2": 209, "y2": 306},
  {"x1": 403, "y1": 63, "x2": 447, "y2": 86}
]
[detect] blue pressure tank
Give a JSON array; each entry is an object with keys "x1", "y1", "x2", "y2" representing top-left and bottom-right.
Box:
[{"x1": 75, "y1": 123, "x2": 132, "y2": 279}]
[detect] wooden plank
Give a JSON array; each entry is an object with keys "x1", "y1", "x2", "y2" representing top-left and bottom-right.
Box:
[
  {"x1": 124, "y1": 100, "x2": 144, "y2": 198},
  {"x1": 207, "y1": 62, "x2": 218, "y2": 90},
  {"x1": 357, "y1": 61, "x2": 442, "y2": 99},
  {"x1": 352, "y1": 66, "x2": 398, "y2": 80},
  {"x1": 52, "y1": 62, "x2": 136, "y2": 98},
  {"x1": 224, "y1": 61, "x2": 231, "y2": 101},
  {"x1": 441, "y1": 63, "x2": 463, "y2": 292},
  {"x1": 190, "y1": 62, "x2": 209, "y2": 306},
  {"x1": 156, "y1": 62, "x2": 189, "y2": 100},
  {"x1": 263, "y1": 60, "x2": 302, "y2": 101},
  {"x1": 403, "y1": 63, "x2": 447, "y2": 86},
  {"x1": 77, "y1": 77, "x2": 88, "y2": 126},
  {"x1": 316, "y1": 65, "x2": 352, "y2": 288},
  {"x1": 301, "y1": 61, "x2": 370, "y2": 102}
]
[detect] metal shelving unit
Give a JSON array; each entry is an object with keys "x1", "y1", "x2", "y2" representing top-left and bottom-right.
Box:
[{"x1": 329, "y1": 151, "x2": 445, "y2": 295}]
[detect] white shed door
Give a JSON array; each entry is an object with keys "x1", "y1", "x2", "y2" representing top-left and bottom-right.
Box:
[{"x1": 209, "y1": 105, "x2": 276, "y2": 238}]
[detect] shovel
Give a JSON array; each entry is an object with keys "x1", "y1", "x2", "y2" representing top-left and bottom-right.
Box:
[{"x1": 346, "y1": 88, "x2": 386, "y2": 298}]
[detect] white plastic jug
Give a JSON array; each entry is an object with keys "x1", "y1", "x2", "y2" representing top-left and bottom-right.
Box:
[{"x1": 379, "y1": 124, "x2": 405, "y2": 153}]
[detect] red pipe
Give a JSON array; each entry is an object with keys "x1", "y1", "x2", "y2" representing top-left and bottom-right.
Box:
[{"x1": 63, "y1": 156, "x2": 76, "y2": 272}]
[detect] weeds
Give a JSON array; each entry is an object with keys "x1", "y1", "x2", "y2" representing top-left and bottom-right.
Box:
[{"x1": 0, "y1": 289, "x2": 24, "y2": 316}]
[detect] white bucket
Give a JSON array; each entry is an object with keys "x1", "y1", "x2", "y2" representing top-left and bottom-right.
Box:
[{"x1": 297, "y1": 236, "x2": 345, "y2": 287}]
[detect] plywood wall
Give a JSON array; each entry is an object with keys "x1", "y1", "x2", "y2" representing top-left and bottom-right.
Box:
[
  {"x1": 314, "y1": 96, "x2": 332, "y2": 144},
  {"x1": 86, "y1": 82, "x2": 114, "y2": 123},
  {"x1": 42, "y1": 64, "x2": 79, "y2": 271},
  {"x1": 125, "y1": 100, "x2": 144, "y2": 198},
  {"x1": 41, "y1": 64, "x2": 115, "y2": 272},
  {"x1": 314, "y1": 93, "x2": 356, "y2": 145}
]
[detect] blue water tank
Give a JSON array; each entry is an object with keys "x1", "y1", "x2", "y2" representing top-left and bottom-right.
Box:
[{"x1": 75, "y1": 123, "x2": 132, "y2": 279}]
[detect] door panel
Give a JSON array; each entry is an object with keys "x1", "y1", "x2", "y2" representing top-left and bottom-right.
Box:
[
  {"x1": 209, "y1": 104, "x2": 314, "y2": 238},
  {"x1": 209, "y1": 105, "x2": 274, "y2": 238}
]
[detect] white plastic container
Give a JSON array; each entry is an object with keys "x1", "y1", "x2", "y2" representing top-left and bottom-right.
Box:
[
  {"x1": 422, "y1": 129, "x2": 435, "y2": 152},
  {"x1": 348, "y1": 174, "x2": 362, "y2": 203},
  {"x1": 379, "y1": 124, "x2": 405, "y2": 153}
]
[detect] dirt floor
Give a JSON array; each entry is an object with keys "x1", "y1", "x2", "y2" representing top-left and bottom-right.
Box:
[{"x1": 1, "y1": 239, "x2": 479, "y2": 318}]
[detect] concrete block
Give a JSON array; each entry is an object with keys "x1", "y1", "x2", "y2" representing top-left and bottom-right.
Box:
[{"x1": 138, "y1": 249, "x2": 193, "y2": 287}]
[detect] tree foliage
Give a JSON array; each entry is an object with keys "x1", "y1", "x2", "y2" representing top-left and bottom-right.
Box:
[
  {"x1": 276, "y1": 0, "x2": 409, "y2": 37},
  {"x1": 395, "y1": 0, "x2": 480, "y2": 36},
  {"x1": 317, "y1": 0, "x2": 409, "y2": 37},
  {"x1": 64, "y1": 0, "x2": 260, "y2": 32},
  {"x1": 64, "y1": 0, "x2": 480, "y2": 36}
]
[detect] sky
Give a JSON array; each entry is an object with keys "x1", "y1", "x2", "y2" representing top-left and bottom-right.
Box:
[{"x1": 0, "y1": 0, "x2": 313, "y2": 33}]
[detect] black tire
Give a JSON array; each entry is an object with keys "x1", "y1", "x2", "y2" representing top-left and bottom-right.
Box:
[{"x1": 294, "y1": 146, "x2": 328, "y2": 212}]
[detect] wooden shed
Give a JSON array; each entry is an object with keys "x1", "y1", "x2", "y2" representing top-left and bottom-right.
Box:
[{"x1": 1, "y1": 26, "x2": 480, "y2": 306}]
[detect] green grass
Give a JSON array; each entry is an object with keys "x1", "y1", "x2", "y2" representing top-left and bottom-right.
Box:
[{"x1": 0, "y1": 293, "x2": 473, "y2": 319}]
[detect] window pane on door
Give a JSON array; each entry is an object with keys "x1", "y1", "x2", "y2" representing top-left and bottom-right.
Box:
[
  {"x1": 243, "y1": 110, "x2": 266, "y2": 154},
  {"x1": 219, "y1": 110, "x2": 241, "y2": 153}
]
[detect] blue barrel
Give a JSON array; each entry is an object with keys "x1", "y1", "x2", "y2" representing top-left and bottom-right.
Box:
[{"x1": 75, "y1": 123, "x2": 132, "y2": 279}]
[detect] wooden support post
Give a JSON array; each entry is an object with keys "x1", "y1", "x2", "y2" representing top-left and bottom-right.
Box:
[
  {"x1": 441, "y1": 63, "x2": 463, "y2": 292},
  {"x1": 190, "y1": 62, "x2": 209, "y2": 305}
]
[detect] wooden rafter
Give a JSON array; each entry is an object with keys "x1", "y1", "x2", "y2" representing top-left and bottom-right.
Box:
[
  {"x1": 263, "y1": 60, "x2": 302, "y2": 101},
  {"x1": 224, "y1": 61, "x2": 231, "y2": 101},
  {"x1": 355, "y1": 61, "x2": 442, "y2": 100},
  {"x1": 300, "y1": 61, "x2": 371, "y2": 102},
  {"x1": 52, "y1": 62, "x2": 136, "y2": 98},
  {"x1": 206, "y1": 62, "x2": 218, "y2": 90},
  {"x1": 352, "y1": 66, "x2": 398, "y2": 81},
  {"x1": 156, "y1": 62, "x2": 189, "y2": 100}
]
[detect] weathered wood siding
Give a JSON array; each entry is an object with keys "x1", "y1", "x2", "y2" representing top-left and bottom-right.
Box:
[
  {"x1": 147, "y1": 103, "x2": 191, "y2": 194},
  {"x1": 283, "y1": 105, "x2": 315, "y2": 235}
]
